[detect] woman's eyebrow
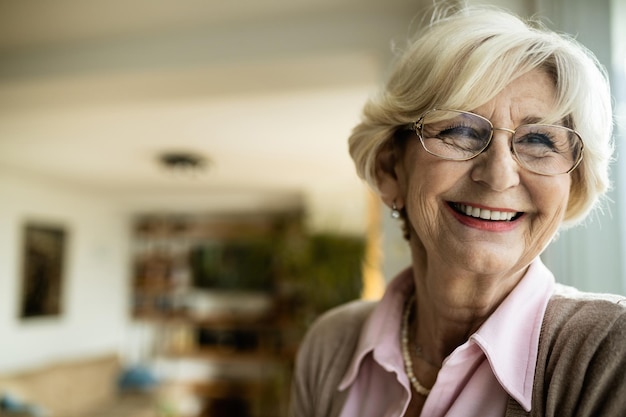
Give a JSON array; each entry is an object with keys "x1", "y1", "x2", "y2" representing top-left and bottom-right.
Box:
[
  {"x1": 520, "y1": 116, "x2": 544, "y2": 124},
  {"x1": 520, "y1": 115, "x2": 567, "y2": 126}
]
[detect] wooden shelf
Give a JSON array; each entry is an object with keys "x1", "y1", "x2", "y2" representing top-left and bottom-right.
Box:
[
  {"x1": 188, "y1": 379, "x2": 271, "y2": 399},
  {"x1": 147, "y1": 311, "x2": 274, "y2": 324},
  {"x1": 130, "y1": 212, "x2": 303, "y2": 417}
]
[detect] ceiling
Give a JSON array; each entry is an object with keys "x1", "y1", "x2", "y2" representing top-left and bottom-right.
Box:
[{"x1": 0, "y1": 0, "x2": 428, "y2": 232}]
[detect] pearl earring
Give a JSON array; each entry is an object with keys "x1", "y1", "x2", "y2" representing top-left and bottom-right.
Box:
[{"x1": 391, "y1": 202, "x2": 401, "y2": 219}]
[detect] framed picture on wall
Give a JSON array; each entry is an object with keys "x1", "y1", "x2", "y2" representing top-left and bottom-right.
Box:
[{"x1": 19, "y1": 223, "x2": 67, "y2": 319}]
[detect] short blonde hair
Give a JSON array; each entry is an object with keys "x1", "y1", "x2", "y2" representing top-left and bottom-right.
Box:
[{"x1": 349, "y1": 6, "x2": 613, "y2": 227}]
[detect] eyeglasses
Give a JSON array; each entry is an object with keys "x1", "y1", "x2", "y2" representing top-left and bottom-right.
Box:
[{"x1": 409, "y1": 109, "x2": 584, "y2": 176}]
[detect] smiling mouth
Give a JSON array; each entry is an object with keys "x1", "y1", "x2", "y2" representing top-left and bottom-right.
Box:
[{"x1": 450, "y1": 203, "x2": 523, "y2": 221}]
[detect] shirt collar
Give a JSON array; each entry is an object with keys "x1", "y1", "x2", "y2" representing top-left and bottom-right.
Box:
[
  {"x1": 470, "y1": 257, "x2": 555, "y2": 411},
  {"x1": 338, "y1": 267, "x2": 414, "y2": 390}
]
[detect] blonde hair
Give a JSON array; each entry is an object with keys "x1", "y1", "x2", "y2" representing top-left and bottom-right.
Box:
[{"x1": 349, "y1": 6, "x2": 613, "y2": 227}]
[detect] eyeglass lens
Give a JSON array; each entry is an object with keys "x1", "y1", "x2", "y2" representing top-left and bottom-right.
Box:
[{"x1": 417, "y1": 110, "x2": 582, "y2": 175}]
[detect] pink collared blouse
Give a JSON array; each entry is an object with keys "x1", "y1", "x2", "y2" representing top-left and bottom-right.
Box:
[{"x1": 338, "y1": 258, "x2": 555, "y2": 417}]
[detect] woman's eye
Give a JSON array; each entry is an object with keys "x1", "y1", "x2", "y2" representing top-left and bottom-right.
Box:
[
  {"x1": 438, "y1": 126, "x2": 483, "y2": 141},
  {"x1": 516, "y1": 132, "x2": 555, "y2": 149}
]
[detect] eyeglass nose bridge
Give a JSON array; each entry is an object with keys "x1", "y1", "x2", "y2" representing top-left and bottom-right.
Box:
[
  {"x1": 487, "y1": 126, "x2": 517, "y2": 153},
  {"x1": 493, "y1": 127, "x2": 516, "y2": 135}
]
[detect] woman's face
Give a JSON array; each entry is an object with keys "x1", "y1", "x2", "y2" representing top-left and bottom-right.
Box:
[{"x1": 390, "y1": 69, "x2": 571, "y2": 276}]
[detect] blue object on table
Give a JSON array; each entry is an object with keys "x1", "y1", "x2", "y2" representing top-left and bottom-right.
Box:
[{"x1": 117, "y1": 365, "x2": 158, "y2": 391}]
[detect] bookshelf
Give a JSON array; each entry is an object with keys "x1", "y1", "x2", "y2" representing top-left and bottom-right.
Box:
[{"x1": 130, "y1": 211, "x2": 304, "y2": 417}]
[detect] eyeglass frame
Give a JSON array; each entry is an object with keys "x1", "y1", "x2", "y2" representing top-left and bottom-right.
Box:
[{"x1": 407, "y1": 109, "x2": 585, "y2": 176}]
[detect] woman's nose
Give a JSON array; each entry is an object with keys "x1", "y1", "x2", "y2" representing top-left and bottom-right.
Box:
[{"x1": 470, "y1": 131, "x2": 521, "y2": 191}]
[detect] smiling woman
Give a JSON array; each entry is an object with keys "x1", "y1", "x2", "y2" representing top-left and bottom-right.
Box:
[{"x1": 290, "y1": 4, "x2": 626, "y2": 417}]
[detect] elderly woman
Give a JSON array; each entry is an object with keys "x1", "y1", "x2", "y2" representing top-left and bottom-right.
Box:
[{"x1": 290, "y1": 5, "x2": 626, "y2": 417}]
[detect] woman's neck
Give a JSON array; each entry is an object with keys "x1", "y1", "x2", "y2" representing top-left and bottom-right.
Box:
[{"x1": 410, "y1": 260, "x2": 526, "y2": 363}]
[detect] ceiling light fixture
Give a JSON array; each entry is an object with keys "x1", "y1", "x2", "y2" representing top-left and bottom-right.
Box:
[{"x1": 157, "y1": 151, "x2": 208, "y2": 178}]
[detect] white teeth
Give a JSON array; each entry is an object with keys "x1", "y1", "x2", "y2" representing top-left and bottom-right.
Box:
[{"x1": 456, "y1": 204, "x2": 517, "y2": 221}]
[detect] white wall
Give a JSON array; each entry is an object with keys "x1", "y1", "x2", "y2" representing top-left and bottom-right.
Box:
[
  {"x1": 0, "y1": 169, "x2": 131, "y2": 374},
  {"x1": 468, "y1": 0, "x2": 534, "y2": 15}
]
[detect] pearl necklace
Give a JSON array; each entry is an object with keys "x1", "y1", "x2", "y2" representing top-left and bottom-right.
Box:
[{"x1": 401, "y1": 295, "x2": 432, "y2": 396}]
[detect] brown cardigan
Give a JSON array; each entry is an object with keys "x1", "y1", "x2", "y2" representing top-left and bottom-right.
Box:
[{"x1": 290, "y1": 284, "x2": 626, "y2": 417}]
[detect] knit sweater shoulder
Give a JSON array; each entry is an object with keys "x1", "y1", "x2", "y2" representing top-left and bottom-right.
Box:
[{"x1": 289, "y1": 284, "x2": 626, "y2": 417}]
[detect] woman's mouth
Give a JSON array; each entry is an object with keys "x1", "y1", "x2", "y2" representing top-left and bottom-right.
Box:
[{"x1": 449, "y1": 202, "x2": 522, "y2": 221}]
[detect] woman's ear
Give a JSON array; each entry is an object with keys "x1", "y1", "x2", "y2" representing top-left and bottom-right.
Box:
[{"x1": 375, "y1": 140, "x2": 403, "y2": 208}]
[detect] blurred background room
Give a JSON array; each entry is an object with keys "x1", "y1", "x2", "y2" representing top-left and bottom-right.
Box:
[{"x1": 0, "y1": 0, "x2": 624, "y2": 416}]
